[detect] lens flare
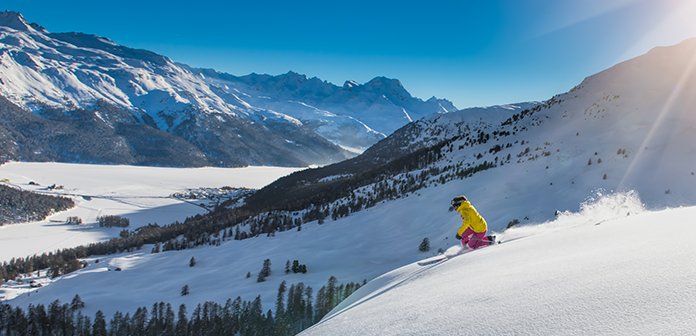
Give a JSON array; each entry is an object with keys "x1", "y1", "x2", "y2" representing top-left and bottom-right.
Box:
[{"x1": 619, "y1": 39, "x2": 696, "y2": 188}]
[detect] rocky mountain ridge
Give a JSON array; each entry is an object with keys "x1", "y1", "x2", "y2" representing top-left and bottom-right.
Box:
[{"x1": 0, "y1": 11, "x2": 455, "y2": 167}]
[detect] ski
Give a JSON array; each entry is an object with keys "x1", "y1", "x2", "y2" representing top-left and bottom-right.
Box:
[
  {"x1": 417, "y1": 247, "x2": 477, "y2": 266},
  {"x1": 417, "y1": 235, "x2": 499, "y2": 266},
  {"x1": 416, "y1": 255, "x2": 450, "y2": 266}
]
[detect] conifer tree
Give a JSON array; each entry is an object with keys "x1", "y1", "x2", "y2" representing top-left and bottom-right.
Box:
[
  {"x1": 327, "y1": 276, "x2": 337, "y2": 308},
  {"x1": 257, "y1": 259, "x2": 272, "y2": 282},
  {"x1": 83, "y1": 314, "x2": 93, "y2": 336},
  {"x1": 264, "y1": 309, "x2": 275, "y2": 335},
  {"x1": 71, "y1": 294, "x2": 85, "y2": 311},
  {"x1": 93, "y1": 310, "x2": 107, "y2": 336},
  {"x1": 292, "y1": 260, "x2": 300, "y2": 273},
  {"x1": 164, "y1": 303, "x2": 175, "y2": 335},
  {"x1": 419, "y1": 237, "x2": 431, "y2": 252},
  {"x1": 286, "y1": 284, "x2": 296, "y2": 320},
  {"x1": 132, "y1": 307, "x2": 148, "y2": 334},
  {"x1": 109, "y1": 311, "x2": 126, "y2": 335},
  {"x1": 175, "y1": 304, "x2": 188, "y2": 336},
  {"x1": 304, "y1": 286, "x2": 314, "y2": 327},
  {"x1": 276, "y1": 280, "x2": 287, "y2": 316},
  {"x1": 75, "y1": 311, "x2": 88, "y2": 336},
  {"x1": 314, "y1": 286, "x2": 327, "y2": 323}
]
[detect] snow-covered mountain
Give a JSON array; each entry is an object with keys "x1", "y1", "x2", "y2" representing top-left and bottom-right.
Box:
[
  {"x1": 3, "y1": 19, "x2": 696, "y2": 335},
  {"x1": 0, "y1": 11, "x2": 455, "y2": 168},
  {"x1": 190, "y1": 69, "x2": 456, "y2": 150}
]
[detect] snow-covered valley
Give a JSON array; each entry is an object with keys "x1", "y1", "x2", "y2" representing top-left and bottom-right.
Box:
[{"x1": 0, "y1": 162, "x2": 299, "y2": 261}]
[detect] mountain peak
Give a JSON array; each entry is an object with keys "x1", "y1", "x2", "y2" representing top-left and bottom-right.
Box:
[
  {"x1": 343, "y1": 80, "x2": 359, "y2": 89},
  {"x1": 282, "y1": 70, "x2": 307, "y2": 81},
  {"x1": 0, "y1": 11, "x2": 45, "y2": 32},
  {"x1": 366, "y1": 76, "x2": 404, "y2": 89}
]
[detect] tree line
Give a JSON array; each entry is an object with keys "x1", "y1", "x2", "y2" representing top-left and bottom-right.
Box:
[
  {"x1": 0, "y1": 184, "x2": 74, "y2": 225},
  {"x1": 98, "y1": 215, "x2": 130, "y2": 228},
  {"x1": 0, "y1": 276, "x2": 361, "y2": 336}
]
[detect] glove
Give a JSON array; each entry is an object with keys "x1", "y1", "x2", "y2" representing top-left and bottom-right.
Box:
[{"x1": 455, "y1": 234, "x2": 463, "y2": 240}]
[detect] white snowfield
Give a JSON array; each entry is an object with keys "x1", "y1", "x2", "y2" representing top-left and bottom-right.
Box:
[
  {"x1": 301, "y1": 194, "x2": 696, "y2": 336},
  {"x1": 0, "y1": 162, "x2": 300, "y2": 261}
]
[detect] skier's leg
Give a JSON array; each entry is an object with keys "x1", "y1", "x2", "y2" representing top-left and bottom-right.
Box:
[
  {"x1": 461, "y1": 227, "x2": 474, "y2": 248},
  {"x1": 470, "y1": 231, "x2": 490, "y2": 249}
]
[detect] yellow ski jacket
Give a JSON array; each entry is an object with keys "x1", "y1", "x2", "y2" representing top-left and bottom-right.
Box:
[{"x1": 456, "y1": 201, "x2": 487, "y2": 234}]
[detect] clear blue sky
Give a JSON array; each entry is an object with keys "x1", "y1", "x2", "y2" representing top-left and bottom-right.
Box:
[{"x1": 9, "y1": 0, "x2": 696, "y2": 109}]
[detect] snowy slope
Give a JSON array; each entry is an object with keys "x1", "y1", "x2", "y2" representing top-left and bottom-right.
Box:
[
  {"x1": 301, "y1": 197, "x2": 696, "y2": 336},
  {"x1": 0, "y1": 11, "x2": 454, "y2": 153}
]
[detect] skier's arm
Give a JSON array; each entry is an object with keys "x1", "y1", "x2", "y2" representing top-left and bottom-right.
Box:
[{"x1": 455, "y1": 205, "x2": 470, "y2": 236}]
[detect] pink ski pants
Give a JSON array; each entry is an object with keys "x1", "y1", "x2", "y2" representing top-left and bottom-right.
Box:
[{"x1": 460, "y1": 227, "x2": 489, "y2": 249}]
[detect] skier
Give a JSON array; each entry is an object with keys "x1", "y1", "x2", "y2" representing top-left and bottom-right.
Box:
[{"x1": 451, "y1": 196, "x2": 492, "y2": 250}]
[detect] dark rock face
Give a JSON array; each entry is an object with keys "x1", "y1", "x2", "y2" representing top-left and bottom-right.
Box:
[{"x1": 0, "y1": 96, "x2": 350, "y2": 167}]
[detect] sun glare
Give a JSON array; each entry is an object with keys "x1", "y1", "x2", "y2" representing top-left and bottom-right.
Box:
[{"x1": 618, "y1": 0, "x2": 696, "y2": 188}]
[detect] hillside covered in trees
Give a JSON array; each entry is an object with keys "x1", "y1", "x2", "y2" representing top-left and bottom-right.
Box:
[
  {"x1": 0, "y1": 184, "x2": 74, "y2": 225},
  {"x1": 0, "y1": 276, "x2": 361, "y2": 336}
]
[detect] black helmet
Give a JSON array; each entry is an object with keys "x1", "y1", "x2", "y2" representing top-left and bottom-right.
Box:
[{"x1": 451, "y1": 195, "x2": 467, "y2": 206}]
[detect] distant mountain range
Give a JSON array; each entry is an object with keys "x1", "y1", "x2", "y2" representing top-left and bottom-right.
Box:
[{"x1": 0, "y1": 10, "x2": 456, "y2": 167}]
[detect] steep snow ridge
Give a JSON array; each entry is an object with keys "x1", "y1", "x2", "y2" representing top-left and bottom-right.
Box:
[
  {"x1": 419, "y1": 102, "x2": 542, "y2": 139},
  {"x1": 0, "y1": 23, "x2": 221, "y2": 117},
  {"x1": 364, "y1": 101, "x2": 542, "y2": 160},
  {"x1": 0, "y1": 10, "x2": 45, "y2": 33}
]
